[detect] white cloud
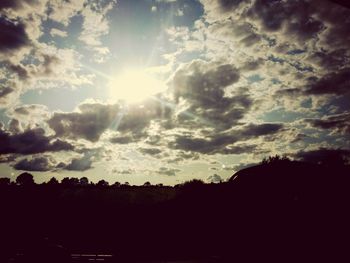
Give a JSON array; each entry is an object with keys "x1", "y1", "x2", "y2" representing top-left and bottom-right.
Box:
[{"x1": 50, "y1": 28, "x2": 68, "y2": 38}]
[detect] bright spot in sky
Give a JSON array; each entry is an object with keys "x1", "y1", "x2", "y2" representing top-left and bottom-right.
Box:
[{"x1": 109, "y1": 69, "x2": 166, "y2": 103}]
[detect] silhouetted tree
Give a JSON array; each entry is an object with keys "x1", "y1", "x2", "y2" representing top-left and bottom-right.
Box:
[
  {"x1": 61, "y1": 177, "x2": 79, "y2": 187},
  {"x1": 261, "y1": 154, "x2": 290, "y2": 165},
  {"x1": 143, "y1": 181, "x2": 151, "y2": 187},
  {"x1": 0, "y1": 177, "x2": 11, "y2": 186},
  {"x1": 121, "y1": 182, "x2": 130, "y2": 188},
  {"x1": 181, "y1": 179, "x2": 205, "y2": 189},
  {"x1": 112, "y1": 182, "x2": 121, "y2": 187},
  {"x1": 16, "y1": 172, "x2": 34, "y2": 186},
  {"x1": 97, "y1": 179, "x2": 109, "y2": 187},
  {"x1": 47, "y1": 177, "x2": 59, "y2": 185},
  {"x1": 79, "y1": 177, "x2": 89, "y2": 186}
]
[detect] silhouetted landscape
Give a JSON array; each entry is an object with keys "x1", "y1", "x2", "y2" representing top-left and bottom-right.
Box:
[
  {"x1": 1, "y1": 156, "x2": 350, "y2": 262},
  {"x1": 1, "y1": 0, "x2": 350, "y2": 262}
]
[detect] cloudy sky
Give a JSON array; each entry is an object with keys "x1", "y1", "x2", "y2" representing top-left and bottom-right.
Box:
[{"x1": 0, "y1": 0, "x2": 349, "y2": 184}]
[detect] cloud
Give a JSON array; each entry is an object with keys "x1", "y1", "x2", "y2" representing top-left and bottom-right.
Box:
[
  {"x1": 0, "y1": 127, "x2": 74, "y2": 155},
  {"x1": 4, "y1": 46, "x2": 91, "y2": 93},
  {"x1": 0, "y1": 86, "x2": 14, "y2": 99},
  {"x1": 112, "y1": 169, "x2": 133, "y2": 174},
  {"x1": 173, "y1": 60, "x2": 240, "y2": 107},
  {"x1": 48, "y1": 98, "x2": 171, "y2": 144},
  {"x1": 139, "y1": 147, "x2": 162, "y2": 156},
  {"x1": 295, "y1": 147, "x2": 350, "y2": 165},
  {"x1": 110, "y1": 135, "x2": 136, "y2": 144},
  {"x1": 0, "y1": 17, "x2": 29, "y2": 54},
  {"x1": 305, "y1": 112, "x2": 350, "y2": 135},
  {"x1": 117, "y1": 99, "x2": 172, "y2": 132},
  {"x1": 8, "y1": 119, "x2": 22, "y2": 134},
  {"x1": 78, "y1": 1, "x2": 116, "y2": 61},
  {"x1": 7, "y1": 104, "x2": 49, "y2": 127},
  {"x1": 156, "y1": 167, "x2": 181, "y2": 176},
  {"x1": 59, "y1": 148, "x2": 102, "y2": 172},
  {"x1": 48, "y1": 102, "x2": 120, "y2": 142},
  {"x1": 65, "y1": 156, "x2": 93, "y2": 171},
  {"x1": 241, "y1": 123, "x2": 285, "y2": 137},
  {"x1": 170, "y1": 123, "x2": 284, "y2": 154},
  {"x1": 305, "y1": 68, "x2": 350, "y2": 95},
  {"x1": 0, "y1": 0, "x2": 44, "y2": 11},
  {"x1": 0, "y1": 154, "x2": 16, "y2": 164},
  {"x1": 207, "y1": 174, "x2": 223, "y2": 183},
  {"x1": 12, "y1": 104, "x2": 49, "y2": 116},
  {"x1": 171, "y1": 60, "x2": 256, "y2": 131},
  {"x1": 48, "y1": 0, "x2": 85, "y2": 26},
  {"x1": 14, "y1": 156, "x2": 54, "y2": 171},
  {"x1": 50, "y1": 28, "x2": 68, "y2": 38}
]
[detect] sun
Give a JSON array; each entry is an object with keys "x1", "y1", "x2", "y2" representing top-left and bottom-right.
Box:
[{"x1": 109, "y1": 69, "x2": 166, "y2": 103}]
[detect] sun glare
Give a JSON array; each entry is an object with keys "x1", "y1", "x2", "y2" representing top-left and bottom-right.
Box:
[{"x1": 109, "y1": 69, "x2": 166, "y2": 103}]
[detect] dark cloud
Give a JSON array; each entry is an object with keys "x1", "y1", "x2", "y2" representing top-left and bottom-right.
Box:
[
  {"x1": 241, "y1": 123, "x2": 284, "y2": 137},
  {"x1": 13, "y1": 104, "x2": 48, "y2": 116},
  {"x1": 171, "y1": 60, "x2": 255, "y2": 131},
  {"x1": 4, "y1": 54, "x2": 65, "y2": 82},
  {"x1": 59, "y1": 148, "x2": 103, "y2": 172},
  {"x1": 110, "y1": 135, "x2": 135, "y2": 144},
  {"x1": 14, "y1": 156, "x2": 53, "y2": 171},
  {"x1": 49, "y1": 100, "x2": 170, "y2": 143},
  {"x1": 247, "y1": 0, "x2": 291, "y2": 32},
  {"x1": 204, "y1": 0, "x2": 350, "y2": 67},
  {"x1": 173, "y1": 60, "x2": 240, "y2": 107},
  {"x1": 6, "y1": 62, "x2": 28, "y2": 79},
  {"x1": 14, "y1": 106, "x2": 30, "y2": 115},
  {"x1": 0, "y1": 0, "x2": 36, "y2": 10},
  {"x1": 156, "y1": 167, "x2": 181, "y2": 176},
  {"x1": 139, "y1": 147, "x2": 162, "y2": 156},
  {"x1": 112, "y1": 169, "x2": 133, "y2": 174},
  {"x1": 170, "y1": 123, "x2": 284, "y2": 154},
  {"x1": 307, "y1": 50, "x2": 350, "y2": 70},
  {"x1": 218, "y1": 0, "x2": 247, "y2": 11},
  {"x1": 166, "y1": 151, "x2": 200, "y2": 164},
  {"x1": 0, "y1": 86, "x2": 14, "y2": 98},
  {"x1": 8, "y1": 119, "x2": 21, "y2": 134},
  {"x1": 245, "y1": 0, "x2": 324, "y2": 43},
  {"x1": 291, "y1": 133, "x2": 308, "y2": 143},
  {"x1": 48, "y1": 103, "x2": 120, "y2": 142},
  {"x1": 305, "y1": 68, "x2": 350, "y2": 95},
  {"x1": 65, "y1": 157, "x2": 93, "y2": 171},
  {"x1": 209, "y1": 20, "x2": 262, "y2": 48},
  {"x1": 240, "y1": 58, "x2": 265, "y2": 72},
  {"x1": 0, "y1": 17, "x2": 29, "y2": 53},
  {"x1": 0, "y1": 127, "x2": 74, "y2": 155},
  {"x1": 117, "y1": 99, "x2": 171, "y2": 133},
  {"x1": 295, "y1": 147, "x2": 350, "y2": 165},
  {"x1": 330, "y1": 0, "x2": 350, "y2": 9},
  {"x1": 305, "y1": 112, "x2": 350, "y2": 135}
]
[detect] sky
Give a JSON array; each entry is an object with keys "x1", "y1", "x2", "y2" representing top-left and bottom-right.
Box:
[{"x1": 0, "y1": 0, "x2": 349, "y2": 185}]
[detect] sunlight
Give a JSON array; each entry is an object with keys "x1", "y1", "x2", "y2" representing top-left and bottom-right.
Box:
[{"x1": 109, "y1": 68, "x2": 166, "y2": 103}]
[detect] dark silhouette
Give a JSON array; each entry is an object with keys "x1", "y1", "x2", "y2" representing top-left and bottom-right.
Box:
[
  {"x1": 1, "y1": 156, "x2": 350, "y2": 262},
  {"x1": 47, "y1": 177, "x2": 59, "y2": 186},
  {"x1": 15, "y1": 172, "x2": 34, "y2": 186},
  {"x1": 0, "y1": 177, "x2": 10, "y2": 186},
  {"x1": 96, "y1": 179, "x2": 109, "y2": 187}
]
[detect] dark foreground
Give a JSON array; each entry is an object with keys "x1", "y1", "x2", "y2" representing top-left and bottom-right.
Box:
[{"x1": 1, "y1": 160, "x2": 350, "y2": 262}]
